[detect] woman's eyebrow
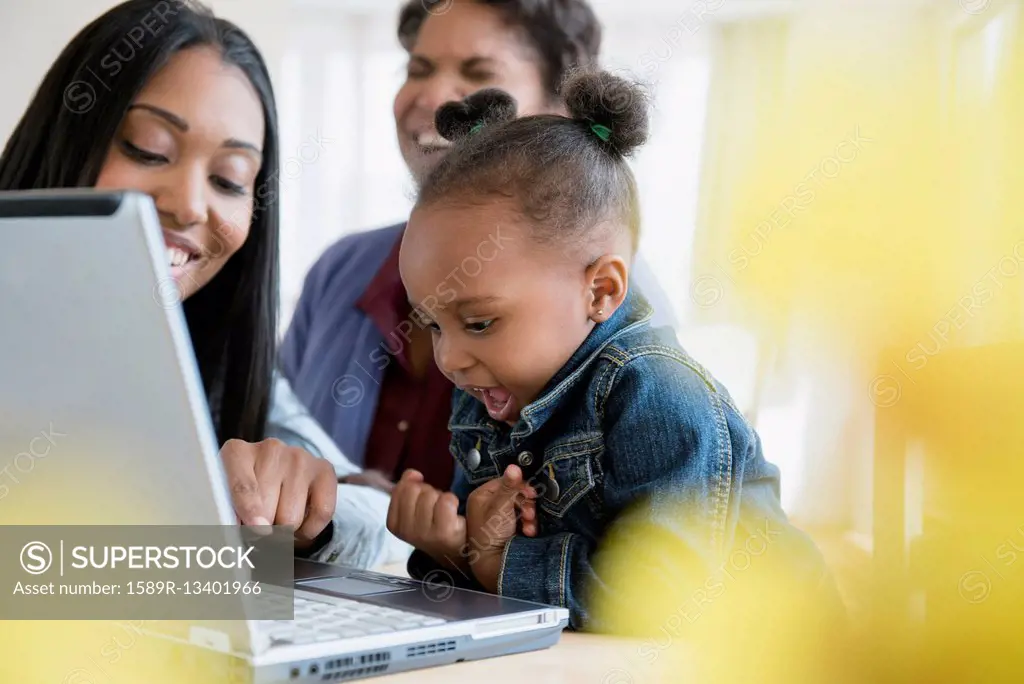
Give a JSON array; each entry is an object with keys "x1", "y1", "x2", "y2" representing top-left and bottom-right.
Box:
[
  {"x1": 409, "y1": 54, "x2": 498, "y2": 70},
  {"x1": 128, "y1": 103, "x2": 188, "y2": 131},
  {"x1": 223, "y1": 138, "x2": 262, "y2": 155},
  {"x1": 461, "y1": 56, "x2": 498, "y2": 69},
  {"x1": 128, "y1": 103, "x2": 262, "y2": 155}
]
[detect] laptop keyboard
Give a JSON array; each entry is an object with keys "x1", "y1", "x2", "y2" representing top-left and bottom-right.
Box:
[{"x1": 257, "y1": 595, "x2": 448, "y2": 646}]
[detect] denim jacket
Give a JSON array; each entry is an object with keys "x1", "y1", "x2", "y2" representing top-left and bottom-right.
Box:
[{"x1": 407, "y1": 288, "x2": 835, "y2": 630}]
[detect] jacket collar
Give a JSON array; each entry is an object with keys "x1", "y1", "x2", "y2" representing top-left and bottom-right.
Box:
[{"x1": 449, "y1": 287, "x2": 653, "y2": 438}]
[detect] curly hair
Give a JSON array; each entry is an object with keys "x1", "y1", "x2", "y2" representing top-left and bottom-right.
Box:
[
  {"x1": 397, "y1": 0, "x2": 602, "y2": 100},
  {"x1": 418, "y1": 69, "x2": 650, "y2": 254}
]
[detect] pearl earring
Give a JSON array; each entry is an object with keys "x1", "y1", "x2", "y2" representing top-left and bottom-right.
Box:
[{"x1": 596, "y1": 309, "x2": 604, "y2": 316}]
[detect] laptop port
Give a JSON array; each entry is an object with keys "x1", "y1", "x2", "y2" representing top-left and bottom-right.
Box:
[
  {"x1": 289, "y1": 667, "x2": 300, "y2": 679},
  {"x1": 309, "y1": 664, "x2": 319, "y2": 675}
]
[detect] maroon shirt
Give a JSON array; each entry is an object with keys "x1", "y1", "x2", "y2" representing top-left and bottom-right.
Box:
[{"x1": 354, "y1": 236, "x2": 455, "y2": 490}]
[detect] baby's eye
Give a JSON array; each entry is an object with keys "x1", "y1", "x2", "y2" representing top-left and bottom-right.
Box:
[{"x1": 465, "y1": 320, "x2": 494, "y2": 334}]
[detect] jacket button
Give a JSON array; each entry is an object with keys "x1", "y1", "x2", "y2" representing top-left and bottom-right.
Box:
[
  {"x1": 544, "y1": 476, "x2": 560, "y2": 502},
  {"x1": 517, "y1": 451, "x2": 533, "y2": 467},
  {"x1": 466, "y1": 448, "x2": 482, "y2": 470}
]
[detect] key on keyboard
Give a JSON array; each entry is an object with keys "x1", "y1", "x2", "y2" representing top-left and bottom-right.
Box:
[{"x1": 258, "y1": 595, "x2": 447, "y2": 646}]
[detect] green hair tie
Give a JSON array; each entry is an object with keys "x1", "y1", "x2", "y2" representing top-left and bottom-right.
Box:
[
  {"x1": 590, "y1": 123, "x2": 612, "y2": 142},
  {"x1": 470, "y1": 121, "x2": 486, "y2": 135}
]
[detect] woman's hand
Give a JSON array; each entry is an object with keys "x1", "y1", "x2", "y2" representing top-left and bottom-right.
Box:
[
  {"x1": 387, "y1": 469, "x2": 467, "y2": 571},
  {"x1": 219, "y1": 438, "x2": 337, "y2": 549}
]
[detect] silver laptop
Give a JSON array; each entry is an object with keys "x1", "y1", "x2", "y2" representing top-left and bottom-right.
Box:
[{"x1": 0, "y1": 189, "x2": 569, "y2": 682}]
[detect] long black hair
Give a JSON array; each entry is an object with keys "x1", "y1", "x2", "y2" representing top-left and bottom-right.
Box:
[{"x1": 0, "y1": 0, "x2": 281, "y2": 445}]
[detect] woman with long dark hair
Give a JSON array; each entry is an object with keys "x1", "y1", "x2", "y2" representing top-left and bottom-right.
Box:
[{"x1": 0, "y1": 0, "x2": 403, "y2": 566}]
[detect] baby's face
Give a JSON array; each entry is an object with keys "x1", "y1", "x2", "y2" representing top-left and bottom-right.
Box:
[{"x1": 399, "y1": 199, "x2": 596, "y2": 425}]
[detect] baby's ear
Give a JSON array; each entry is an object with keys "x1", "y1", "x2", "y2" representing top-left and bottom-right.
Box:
[{"x1": 585, "y1": 254, "x2": 629, "y2": 323}]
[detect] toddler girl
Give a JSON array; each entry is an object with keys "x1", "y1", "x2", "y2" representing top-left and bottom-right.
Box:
[{"x1": 386, "y1": 69, "x2": 835, "y2": 631}]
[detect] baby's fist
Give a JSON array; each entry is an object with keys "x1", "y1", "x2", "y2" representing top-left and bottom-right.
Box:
[{"x1": 387, "y1": 469, "x2": 467, "y2": 568}]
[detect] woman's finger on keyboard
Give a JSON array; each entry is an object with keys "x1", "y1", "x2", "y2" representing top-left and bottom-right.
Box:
[
  {"x1": 294, "y1": 458, "x2": 337, "y2": 545},
  {"x1": 220, "y1": 438, "x2": 272, "y2": 526}
]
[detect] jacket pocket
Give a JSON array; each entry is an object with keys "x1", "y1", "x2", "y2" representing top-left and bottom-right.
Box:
[
  {"x1": 537, "y1": 432, "x2": 602, "y2": 519},
  {"x1": 450, "y1": 430, "x2": 500, "y2": 485}
]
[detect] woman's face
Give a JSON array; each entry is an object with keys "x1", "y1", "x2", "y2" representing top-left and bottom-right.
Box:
[
  {"x1": 393, "y1": 1, "x2": 557, "y2": 184},
  {"x1": 95, "y1": 46, "x2": 265, "y2": 302}
]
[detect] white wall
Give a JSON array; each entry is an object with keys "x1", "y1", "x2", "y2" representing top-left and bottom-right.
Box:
[
  {"x1": 0, "y1": 0, "x2": 288, "y2": 145},
  {"x1": 0, "y1": 1, "x2": 116, "y2": 143}
]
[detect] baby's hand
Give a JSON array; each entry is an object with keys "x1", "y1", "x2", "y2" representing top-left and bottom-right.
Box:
[
  {"x1": 386, "y1": 469, "x2": 467, "y2": 571},
  {"x1": 466, "y1": 465, "x2": 537, "y2": 591}
]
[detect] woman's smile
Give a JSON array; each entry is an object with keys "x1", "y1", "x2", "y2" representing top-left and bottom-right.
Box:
[{"x1": 162, "y1": 231, "x2": 203, "y2": 279}]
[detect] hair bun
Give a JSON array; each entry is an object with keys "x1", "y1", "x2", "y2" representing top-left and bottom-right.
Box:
[
  {"x1": 563, "y1": 69, "x2": 649, "y2": 156},
  {"x1": 435, "y1": 89, "x2": 518, "y2": 143}
]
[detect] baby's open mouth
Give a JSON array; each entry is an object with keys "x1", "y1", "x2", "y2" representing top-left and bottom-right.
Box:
[{"x1": 470, "y1": 385, "x2": 518, "y2": 423}]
